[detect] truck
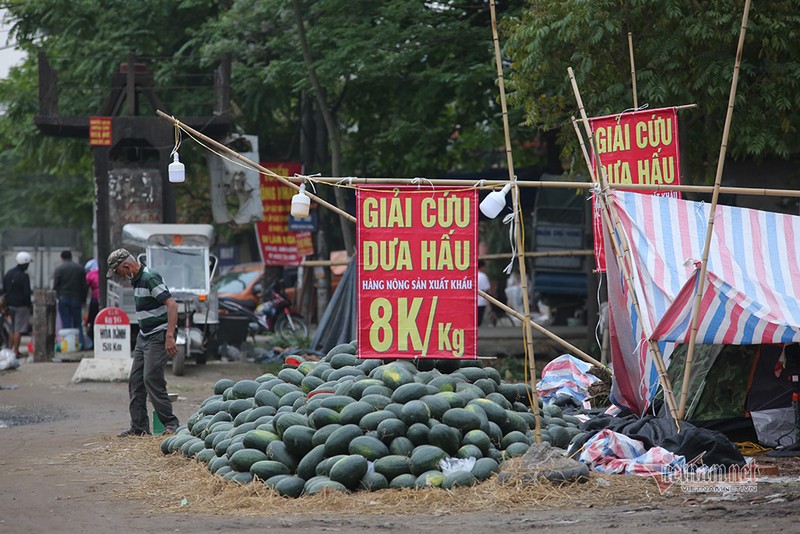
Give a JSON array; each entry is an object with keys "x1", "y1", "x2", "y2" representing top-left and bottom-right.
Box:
[{"x1": 107, "y1": 224, "x2": 219, "y2": 375}]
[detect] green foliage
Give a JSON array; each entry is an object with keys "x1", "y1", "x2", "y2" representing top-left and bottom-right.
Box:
[{"x1": 504, "y1": 0, "x2": 800, "y2": 181}]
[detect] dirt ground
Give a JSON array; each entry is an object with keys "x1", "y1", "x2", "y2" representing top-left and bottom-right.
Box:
[{"x1": 2, "y1": 358, "x2": 800, "y2": 534}]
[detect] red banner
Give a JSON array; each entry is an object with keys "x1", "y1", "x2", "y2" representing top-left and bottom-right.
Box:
[
  {"x1": 255, "y1": 162, "x2": 314, "y2": 266},
  {"x1": 357, "y1": 187, "x2": 478, "y2": 360},
  {"x1": 590, "y1": 107, "x2": 681, "y2": 271}
]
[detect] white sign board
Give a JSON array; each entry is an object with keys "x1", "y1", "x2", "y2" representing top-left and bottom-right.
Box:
[{"x1": 93, "y1": 307, "x2": 131, "y2": 360}]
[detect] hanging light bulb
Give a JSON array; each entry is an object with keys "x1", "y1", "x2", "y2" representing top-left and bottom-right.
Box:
[
  {"x1": 168, "y1": 152, "x2": 185, "y2": 183},
  {"x1": 291, "y1": 183, "x2": 311, "y2": 218},
  {"x1": 479, "y1": 183, "x2": 512, "y2": 219}
]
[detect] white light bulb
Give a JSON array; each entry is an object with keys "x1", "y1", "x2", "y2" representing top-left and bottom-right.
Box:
[
  {"x1": 168, "y1": 152, "x2": 185, "y2": 183},
  {"x1": 291, "y1": 184, "x2": 311, "y2": 218},
  {"x1": 480, "y1": 183, "x2": 512, "y2": 219}
]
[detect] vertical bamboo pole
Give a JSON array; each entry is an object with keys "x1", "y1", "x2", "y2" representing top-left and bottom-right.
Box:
[
  {"x1": 568, "y1": 69, "x2": 679, "y2": 419},
  {"x1": 679, "y1": 0, "x2": 752, "y2": 419},
  {"x1": 628, "y1": 33, "x2": 638, "y2": 109},
  {"x1": 489, "y1": 0, "x2": 541, "y2": 442}
]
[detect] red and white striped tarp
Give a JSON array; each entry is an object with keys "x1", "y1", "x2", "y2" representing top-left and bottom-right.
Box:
[{"x1": 605, "y1": 190, "x2": 800, "y2": 414}]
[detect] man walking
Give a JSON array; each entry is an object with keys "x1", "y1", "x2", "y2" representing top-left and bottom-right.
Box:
[
  {"x1": 53, "y1": 250, "x2": 88, "y2": 350},
  {"x1": 2, "y1": 252, "x2": 33, "y2": 358},
  {"x1": 107, "y1": 248, "x2": 180, "y2": 437}
]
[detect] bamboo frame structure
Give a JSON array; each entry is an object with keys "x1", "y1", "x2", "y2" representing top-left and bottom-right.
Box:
[
  {"x1": 479, "y1": 290, "x2": 603, "y2": 368},
  {"x1": 679, "y1": 0, "x2": 752, "y2": 419},
  {"x1": 567, "y1": 67, "x2": 680, "y2": 420},
  {"x1": 489, "y1": 0, "x2": 542, "y2": 443},
  {"x1": 287, "y1": 175, "x2": 800, "y2": 199}
]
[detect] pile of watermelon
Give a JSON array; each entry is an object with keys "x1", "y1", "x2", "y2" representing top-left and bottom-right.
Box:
[{"x1": 160, "y1": 341, "x2": 586, "y2": 497}]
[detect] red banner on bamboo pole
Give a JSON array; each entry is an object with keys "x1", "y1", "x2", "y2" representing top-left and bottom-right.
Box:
[
  {"x1": 590, "y1": 107, "x2": 682, "y2": 271},
  {"x1": 356, "y1": 186, "x2": 478, "y2": 360},
  {"x1": 255, "y1": 162, "x2": 314, "y2": 266}
]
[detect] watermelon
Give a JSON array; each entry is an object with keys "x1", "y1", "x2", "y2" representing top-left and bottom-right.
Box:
[
  {"x1": 311, "y1": 424, "x2": 342, "y2": 447},
  {"x1": 376, "y1": 418, "x2": 407, "y2": 443},
  {"x1": 329, "y1": 455, "x2": 369, "y2": 489},
  {"x1": 296, "y1": 444, "x2": 326, "y2": 481},
  {"x1": 456, "y1": 444, "x2": 483, "y2": 459},
  {"x1": 462, "y1": 429, "x2": 492, "y2": 455},
  {"x1": 231, "y1": 472, "x2": 254, "y2": 485},
  {"x1": 229, "y1": 448, "x2": 269, "y2": 472},
  {"x1": 501, "y1": 430, "x2": 531, "y2": 449},
  {"x1": 471, "y1": 457, "x2": 500, "y2": 481},
  {"x1": 428, "y1": 424, "x2": 461, "y2": 455},
  {"x1": 359, "y1": 393, "x2": 393, "y2": 410},
  {"x1": 442, "y1": 470, "x2": 477, "y2": 489},
  {"x1": 504, "y1": 442, "x2": 529, "y2": 458},
  {"x1": 254, "y1": 389, "x2": 280, "y2": 409},
  {"x1": 266, "y1": 440, "x2": 298, "y2": 471},
  {"x1": 406, "y1": 423, "x2": 431, "y2": 446},
  {"x1": 249, "y1": 460, "x2": 290, "y2": 481},
  {"x1": 274, "y1": 476, "x2": 306, "y2": 498},
  {"x1": 324, "y1": 424, "x2": 364, "y2": 457},
  {"x1": 348, "y1": 435, "x2": 390, "y2": 461},
  {"x1": 242, "y1": 430, "x2": 280, "y2": 453},
  {"x1": 274, "y1": 413, "x2": 308, "y2": 438},
  {"x1": 308, "y1": 407, "x2": 341, "y2": 429},
  {"x1": 373, "y1": 455, "x2": 412, "y2": 482},
  {"x1": 326, "y1": 342, "x2": 357, "y2": 358},
  {"x1": 389, "y1": 473, "x2": 417, "y2": 489},
  {"x1": 442, "y1": 408, "x2": 482, "y2": 433},
  {"x1": 330, "y1": 352, "x2": 358, "y2": 369},
  {"x1": 214, "y1": 379, "x2": 236, "y2": 395},
  {"x1": 390, "y1": 383, "x2": 430, "y2": 404},
  {"x1": 339, "y1": 401, "x2": 376, "y2": 425},
  {"x1": 282, "y1": 425, "x2": 315, "y2": 457},
  {"x1": 389, "y1": 436, "x2": 415, "y2": 457},
  {"x1": 409, "y1": 445, "x2": 448, "y2": 476},
  {"x1": 381, "y1": 363, "x2": 416, "y2": 389},
  {"x1": 277, "y1": 368, "x2": 304, "y2": 386},
  {"x1": 231, "y1": 380, "x2": 261, "y2": 399},
  {"x1": 400, "y1": 400, "x2": 431, "y2": 426},
  {"x1": 358, "y1": 410, "x2": 397, "y2": 431},
  {"x1": 415, "y1": 470, "x2": 446, "y2": 488},
  {"x1": 359, "y1": 472, "x2": 389, "y2": 492},
  {"x1": 316, "y1": 455, "x2": 348, "y2": 477}
]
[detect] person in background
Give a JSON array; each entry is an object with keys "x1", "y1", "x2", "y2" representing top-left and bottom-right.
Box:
[
  {"x1": 84, "y1": 259, "x2": 99, "y2": 347},
  {"x1": 2, "y1": 252, "x2": 33, "y2": 358},
  {"x1": 107, "y1": 248, "x2": 179, "y2": 437},
  {"x1": 53, "y1": 250, "x2": 88, "y2": 350},
  {"x1": 477, "y1": 260, "x2": 491, "y2": 326}
]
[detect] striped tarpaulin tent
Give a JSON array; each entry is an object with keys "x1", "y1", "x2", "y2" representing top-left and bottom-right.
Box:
[{"x1": 605, "y1": 190, "x2": 800, "y2": 414}]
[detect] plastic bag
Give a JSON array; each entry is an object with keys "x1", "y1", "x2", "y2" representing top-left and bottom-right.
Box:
[
  {"x1": 0, "y1": 348, "x2": 20, "y2": 371},
  {"x1": 439, "y1": 456, "x2": 476, "y2": 476}
]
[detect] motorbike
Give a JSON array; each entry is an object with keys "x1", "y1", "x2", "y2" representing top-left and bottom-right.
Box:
[{"x1": 218, "y1": 279, "x2": 308, "y2": 340}]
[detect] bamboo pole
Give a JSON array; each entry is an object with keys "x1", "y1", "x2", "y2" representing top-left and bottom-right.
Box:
[
  {"x1": 568, "y1": 67, "x2": 680, "y2": 420},
  {"x1": 155, "y1": 110, "x2": 357, "y2": 224},
  {"x1": 479, "y1": 290, "x2": 605, "y2": 369},
  {"x1": 489, "y1": 0, "x2": 541, "y2": 443},
  {"x1": 480, "y1": 250, "x2": 594, "y2": 260},
  {"x1": 287, "y1": 176, "x2": 800, "y2": 199},
  {"x1": 679, "y1": 0, "x2": 752, "y2": 420},
  {"x1": 628, "y1": 33, "x2": 638, "y2": 109}
]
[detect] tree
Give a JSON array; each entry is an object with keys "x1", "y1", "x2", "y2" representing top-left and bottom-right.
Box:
[
  {"x1": 0, "y1": 1, "x2": 537, "y2": 253},
  {"x1": 503, "y1": 0, "x2": 800, "y2": 181}
]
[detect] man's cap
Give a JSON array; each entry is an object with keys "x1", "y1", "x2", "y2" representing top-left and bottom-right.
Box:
[{"x1": 106, "y1": 248, "x2": 132, "y2": 278}]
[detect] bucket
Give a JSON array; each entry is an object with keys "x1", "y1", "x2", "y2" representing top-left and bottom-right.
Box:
[{"x1": 58, "y1": 328, "x2": 80, "y2": 353}]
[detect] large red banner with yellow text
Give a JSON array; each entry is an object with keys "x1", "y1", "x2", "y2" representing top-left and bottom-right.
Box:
[
  {"x1": 255, "y1": 162, "x2": 314, "y2": 266},
  {"x1": 357, "y1": 187, "x2": 478, "y2": 360},
  {"x1": 590, "y1": 107, "x2": 681, "y2": 271}
]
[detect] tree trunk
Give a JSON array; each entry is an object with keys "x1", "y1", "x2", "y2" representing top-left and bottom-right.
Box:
[{"x1": 292, "y1": 0, "x2": 355, "y2": 255}]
